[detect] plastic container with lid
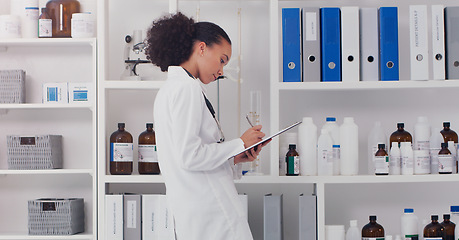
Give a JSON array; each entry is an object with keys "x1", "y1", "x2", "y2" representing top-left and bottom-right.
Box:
[
  {"x1": 401, "y1": 208, "x2": 419, "y2": 240},
  {"x1": 71, "y1": 12, "x2": 95, "y2": 38}
]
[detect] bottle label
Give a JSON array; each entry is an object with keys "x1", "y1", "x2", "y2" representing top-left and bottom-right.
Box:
[
  {"x1": 39, "y1": 19, "x2": 52, "y2": 37},
  {"x1": 138, "y1": 145, "x2": 158, "y2": 163},
  {"x1": 287, "y1": 156, "x2": 299, "y2": 175},
  {"x1": 362, "y1": 238, "x2": 384, "y2": 240},
  {"x1": 404, "y1": 234, "x2": 419, "y2": 240},
  {"x1": 374, "y1": 156, "x2": 389, "y2": 174},
  {"x1": 438, "y1": 154, "x2": 453, "y2": 173},
  {"x1": 416, "y1": 140, "x2": 430, "y2": 150},
  {"x1": 110, "y1": 143, "x2": 133, "y2": 162}
]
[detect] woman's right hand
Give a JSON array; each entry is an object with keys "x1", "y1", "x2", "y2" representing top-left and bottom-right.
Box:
[{"x1": 240, "y1": 125, "x2": 265, "y2": 148}]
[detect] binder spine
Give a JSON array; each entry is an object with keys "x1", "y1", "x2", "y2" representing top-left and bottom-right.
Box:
[
  {"x1": 302, "y1": 7, "x2": 321, "y2": 82},
  {"x1": 282, "y1": 8, "x2": 302, "y2": 82},
  {"x1": 321, "y1": 7, "x2": 342, "y2": 82},
  {"x1": 431, "y1": 5, "x2": 446, "y2": 80},
  {"x1": 445, "y1": 7, "x2": 459, "y2": 80},
  {"x1": 341, "y1": 6, "x2": 360, "y2": 82},
  {"x1": 409, "y1": 5, "x2": 429, "y2": 80},
  {"x1": 379, "y1": 7, "x2": 399, "y2": 81}
]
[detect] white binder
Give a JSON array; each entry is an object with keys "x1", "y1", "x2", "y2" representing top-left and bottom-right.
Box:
[
  {"x1": 105, "y1": 194, "x2": 123, "y2": 240},
  {"x1": 341, "y1": 6, "x2": 360, "y2": 82},
  {"x1": 360, "y1": 8, "x2": 379, "y2": 81},
  {"x1": 264, "y1": 194, "x2": 283, "y2": 240},
  {"x1": 142, "y1": 194, "x2": 175, "y2": 240},
  {"x1": 432, "y1": 5, "x2": 446, "y2": 80},
  {"x1": 409, "y1": 5, "x2": 429, "y2": 80}
]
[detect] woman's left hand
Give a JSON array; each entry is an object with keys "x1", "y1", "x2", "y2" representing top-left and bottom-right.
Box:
[{"x1": 234, "y1": 139, "x2": 271, "y2": 164}]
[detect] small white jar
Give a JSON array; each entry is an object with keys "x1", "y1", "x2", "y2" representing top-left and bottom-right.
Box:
[{"x1": 71, "y1": 13, "x2": 95, "y2": 38}]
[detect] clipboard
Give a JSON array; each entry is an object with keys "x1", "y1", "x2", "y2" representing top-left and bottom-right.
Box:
[{"x1": 231, "y1": 121, "x2": 302, "y2": 158}]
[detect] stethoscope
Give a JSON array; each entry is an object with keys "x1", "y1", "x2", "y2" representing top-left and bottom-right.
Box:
[{"x1": 183, "y1": 67, "x2": 225, "y2": 143}]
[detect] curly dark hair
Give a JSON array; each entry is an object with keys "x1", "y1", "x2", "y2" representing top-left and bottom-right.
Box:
[{"x1": 145, "y1": 12, "x2": 231, "y2": 72}]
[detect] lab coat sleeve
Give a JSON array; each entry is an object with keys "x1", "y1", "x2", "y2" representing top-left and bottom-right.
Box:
[
  {"x1": 229, "y1": 158, "x2": 243, "y2": 180},
  {"x1": 171, "y1": 81, "x2": 246, "y2": 172}
]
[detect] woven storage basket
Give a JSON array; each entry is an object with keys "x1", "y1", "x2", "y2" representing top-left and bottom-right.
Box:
[
  {"x1": 28, "y1": 198, "x2": 85, "y2": 235},
  {"x1": 7, "y1": 135, "x2": 63, "y2": 169},
  {"x1": 0, "y1": 69, "x2": 25, "y2": 103}
]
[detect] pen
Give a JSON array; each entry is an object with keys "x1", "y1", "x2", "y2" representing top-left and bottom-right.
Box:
[{"x1": 246, "y1": 114, "x2": 254, "y2": 127}]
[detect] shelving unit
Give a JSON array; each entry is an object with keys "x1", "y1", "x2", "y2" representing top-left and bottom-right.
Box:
[{"x1": 0, "y1": 1, "x2": 98, "y2": 238}]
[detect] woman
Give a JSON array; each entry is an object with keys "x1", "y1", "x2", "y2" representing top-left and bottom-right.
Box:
[{"x1": 146, "y1": 12, "x2": 268, "y2": 240}]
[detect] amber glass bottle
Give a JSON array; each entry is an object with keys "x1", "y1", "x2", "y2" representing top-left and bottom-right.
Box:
[
  {"x1": 38, "y1": 8, "x2": 52, "y2": 38},
  {"x1": 374, "y1": 144, "x2": 389, "y2": 175},
  {"x1": 441, "y1": 122, "x2": 458, "y2": 143},
  {"x1": 45, "y1": 0, "x2": 80, "y2": 37},
  {"x1": 362, "y1": 216, "x2": 385, "y2": 239},
  {"x1": 424, "y1": 215, "x2": 444, "y2": 239},
  {"x1": 441, "y1": 214, "x2": 455, "y2": 240},
  {"x1": 110, "y1": 123, "x2": 133, "y2": 175},
  {"x1": 138, "y1": 123, "x2": 160, "y2": 175},
  {"x1": 438, "y1": 142, "x2": 453, "y2": 174},
  {"x1": 390, "y1": 123, "x2": 413, "y2": 147},
  {"x1": 286, "y1": 144, "x2": 299, "y2": 176}
]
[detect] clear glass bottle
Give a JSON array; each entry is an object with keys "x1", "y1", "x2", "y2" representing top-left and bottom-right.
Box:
[
  {"x1": 362, "y1": 215, "x2": 385, "y2": 239},
  {"x1": 38, "y1": 8, "x2": 52, "y2": 38},
  {"x1": 138, "y1": 123, "x2": 160, "y2": 175},
  {"x1": 110, "y1": 123, "x2": 133, "y2": 175},
  {"x1": 45, "y1": 0, "x2": 80, "y2": 38},
  {"x1": 286, "y1": 144, "x2": 299, "y2": 176},
  {"x1": 424, "y1": 215, "x2": 444, "y2": 239}
]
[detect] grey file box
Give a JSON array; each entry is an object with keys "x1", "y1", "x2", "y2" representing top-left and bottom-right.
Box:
[
  {"x1": 0, "y1": 69, "x2": 25, "y2": 103},
  {"x1": 360, "y1": 8, "x2": 379, "y2": 81},
  {"x1": 445, "y1": 7, "x2": 459, "y2": 79},
  {"x1": 302, "y1": 7, "x2": 321, "y2": 82},
  {"x1": 124, "y1": 194, "x2": 141, "y2": 240},
  {"x1": 7, "y1": 135, "x2": 63, "y2": 170},
  {"x1": 28, "y1": 198, "x2": 85, "y2": 235},
  {"x1": 264, "y1": 194, "x2": 283, "y2": 240},
  {"x1": 299, "y1": 194, "x2": 317, "y2": 240}
]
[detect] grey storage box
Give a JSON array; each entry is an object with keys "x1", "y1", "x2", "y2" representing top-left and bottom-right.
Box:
[
  {"x1": 0, "y1": 69, "x2": 25, "y2": 103},
  {"x1": 7, "y1": 135, "x2": 63, "y2": 170},
  {"x1": 28, "y1": 198, "x2": 85, "y2": 235}
]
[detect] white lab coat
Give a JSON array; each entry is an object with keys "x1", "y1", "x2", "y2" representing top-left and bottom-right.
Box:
[{"x1": 153, "y1": 66, "x2": 253, "y2": 240}]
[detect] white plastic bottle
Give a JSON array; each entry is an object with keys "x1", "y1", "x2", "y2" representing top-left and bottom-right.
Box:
[
  {"x1": 298, "y1": 117, "x2": 317, "y2": 176},
  {"x1": 414, "y1": 116, "x2": 431, "y2": 150},
  {"x1": 448, "y1": 140, "x2": 458, "y2": 174},
  {"x1": 401, "y1": 142, "x2": 414, "y2": 175},
  {"x1": 340, "y1": 117, "x2": 359, "y2": 175},
  {"x1": 401, "y1": 208, "x2": 419, "y2": 240},
  {"x1": 430, "y1": 127, "x2": 443, "y2": 174},
  {"x1": 413, "y1": 150, "x2": 431, "y2": 175},
  {"x1": 390, "y1": 142, "x2": 401, "y2": 175},
  {"x1": 450, "y1": 206, "x2": 459, "y2": 240},
  {"x1": 317, "y1": 129, "x2": 333, "y2": 176},
  {"x1": 322, "y1": 117, "x2": 340, "y2": 175},
  {"x1": 345, "y1": 220, "x2": 360, "y2": 240},
  {"x1": 368, "y1": 121, "x2": 387, "y2": 174}
]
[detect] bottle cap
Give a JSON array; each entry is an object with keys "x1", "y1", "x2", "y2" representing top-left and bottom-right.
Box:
[
  {"x1": 397, "y1": 122, "x2": 404, "y2": 128},
  {"x1": 326, "y1": 117, "x2": 336, "y2": 122},
  {"x1": 442, "y1": 142, "x2": 448, "y2": 148},
  {"x1": 118, "y1": 123, "x2": 125, "y2": 128},
  {"x1": 444, "y1": 122, "x2": 451, "y2": 128},
  {"x1": 451, "y1": 206, "x2": 459, "y2": 212},
  {"x1": 146, "y1": 123, "x2": 153, "y2": 128},
  {"x1": 289, "y1": 144, "x2": 296, "y2": 149},
  {"x1": 411, "y1": 236, "x2": 419, "y2": 240},
  {"x1": 343, "y1": 117, "x2": 354, "y2": 123},
  {"x1": 349, "y1": 220, "x2": 357, "y2": 227},
  {"x1": 378, "y1": 144, "x2": 385, "y2": 149},
  {"x1": 369, "y1": 215, "x2": 377, "y2": 221},
  {"x1": 333, "y1": 145, "x2": 340, "y2": 148},
  {"x1": 391, "y1": 142, "x2": 398, "y2": 147},
  {"x1": 444, "y1": 214, "x2": 451, "y2": 219},
  {"x1": 432, "y1": 215, "x2": 438, "y2": 221},
  {"x1": 302, "y1": 117, "x2": 313, "y2": 124},
  {"x1": 404, "y1": 208, "x2": 414, "y2": 213},
  {"x1": 417, "y1": 116, "x2": 428, "y2": 123}
]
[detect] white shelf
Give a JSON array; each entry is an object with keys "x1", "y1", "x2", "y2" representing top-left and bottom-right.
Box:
[
  {"x1": 0, "y1": 103, "x2": 93, "y2": 110},
  {"x1": 103, "y1": 80, "x2": 165, "y2": 90},
  {"x1": 0, "y1": 169, "x2": 94, "y2": 176},
  {"x1": 0, "y1": 233, "x2": 93, "y2": 240},
  {"x1": 0, "y1": 38, "x2": 96, "y2": 48},
  {"x1": 276, "y1": 80, "x2": 459, "y2": 91},
  {"x1": 103, "y1": 174, "x2": 164, "y2": 183}
]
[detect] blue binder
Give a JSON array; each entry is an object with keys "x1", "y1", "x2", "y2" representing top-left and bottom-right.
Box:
[
  {"x1": 379, "y1": 7, "x2": 399, "y2": 81},
  {"x1": 320, "y1": 8, "x2": 341, "y2": 82},
  {"x1": 282, "y1": 8, "x2": 302, "y2": 82}
]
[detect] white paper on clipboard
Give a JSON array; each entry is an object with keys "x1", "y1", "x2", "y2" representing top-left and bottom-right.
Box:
[{"x1": 231, "y1": 121, "x2": 302, "y2": 158}]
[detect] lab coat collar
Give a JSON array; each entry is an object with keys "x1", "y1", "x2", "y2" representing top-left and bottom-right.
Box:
[{"x1": 167, "y1": 66, "x2": 207, "y2": 94}]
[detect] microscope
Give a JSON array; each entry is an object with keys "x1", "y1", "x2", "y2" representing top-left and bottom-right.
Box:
[{"x1": 120, "y1": 30, "x2": 151, "y2": 80}]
